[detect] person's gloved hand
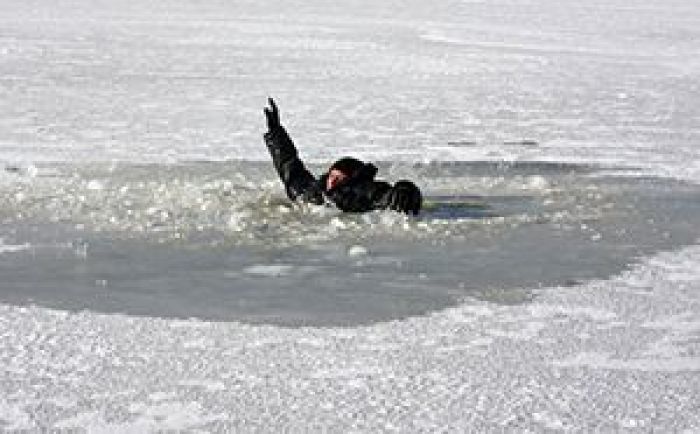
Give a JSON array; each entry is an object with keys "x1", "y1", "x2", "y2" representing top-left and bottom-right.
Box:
[
  {"x1": 387, "y1": 180, "x2": 422, "y2": 215},
  {"x1": 264, "y1": 97, "x2": 281, "y2": 130}
]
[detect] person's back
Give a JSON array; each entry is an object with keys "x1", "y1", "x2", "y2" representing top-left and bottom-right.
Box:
[{"x1": 263, "y1": 98, "x2": 422, "y2": 215}]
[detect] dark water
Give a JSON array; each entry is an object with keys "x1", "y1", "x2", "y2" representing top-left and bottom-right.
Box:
[{"x1": 1, "y1": 161, "x2": 698, "y2": 326}]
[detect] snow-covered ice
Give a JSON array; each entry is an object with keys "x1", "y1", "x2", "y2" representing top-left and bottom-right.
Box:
[
  {"x1": 1, "y1": 246, "x2": 699, "y2": 431},
  {"x1": 1, "y1": 0, "x2": 699, "y2": 431}
]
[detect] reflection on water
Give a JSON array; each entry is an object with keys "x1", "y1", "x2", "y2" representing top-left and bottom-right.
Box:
[{"x1": 1, "y1": 161, "x2": 699, "y2": 326}]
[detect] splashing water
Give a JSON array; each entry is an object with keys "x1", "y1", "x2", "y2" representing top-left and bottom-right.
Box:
[{"x1": 1, "y1": 160, "x2": 699, "y2": 325}]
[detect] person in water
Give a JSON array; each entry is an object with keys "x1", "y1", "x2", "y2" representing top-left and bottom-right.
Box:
[{"x1": 263, "y1": 98, "x2": 422, "y2": 215}]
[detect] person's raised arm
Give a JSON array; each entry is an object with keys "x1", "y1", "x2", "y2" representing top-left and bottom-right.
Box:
[{"x1": 263, "y1": 98, "x2": 320, "y2": 203}]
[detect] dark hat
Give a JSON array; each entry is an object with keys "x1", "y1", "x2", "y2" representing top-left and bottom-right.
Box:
[{"x1": 329, "y1": 157, "x2": 365, "y2": 176}]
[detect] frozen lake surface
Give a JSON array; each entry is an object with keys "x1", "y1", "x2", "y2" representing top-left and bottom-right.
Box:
[{"x1": 1, "y1": 0, "x2": 699, "y2": 431}]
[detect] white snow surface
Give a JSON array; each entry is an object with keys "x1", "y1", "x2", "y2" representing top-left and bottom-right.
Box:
[
  {"x1": 1, "y1": 246, "x2": 699, "y2": 431},
  {"x1": 1, "y1": 0, "x2": 699, "y2": 431}
]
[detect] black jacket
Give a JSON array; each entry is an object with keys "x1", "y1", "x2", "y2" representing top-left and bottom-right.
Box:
[{"x1": 264, "y1": 126, "x2": 420, "y2": 213}]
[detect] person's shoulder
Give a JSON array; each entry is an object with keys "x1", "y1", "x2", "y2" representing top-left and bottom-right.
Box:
[{"x1": 367, "y1": 179, "x2": 392, "y2": 200}]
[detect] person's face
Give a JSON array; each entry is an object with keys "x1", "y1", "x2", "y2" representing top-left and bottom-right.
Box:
[{"x1": 326, "y1": 168, "x2": 349, "y2": 191}]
